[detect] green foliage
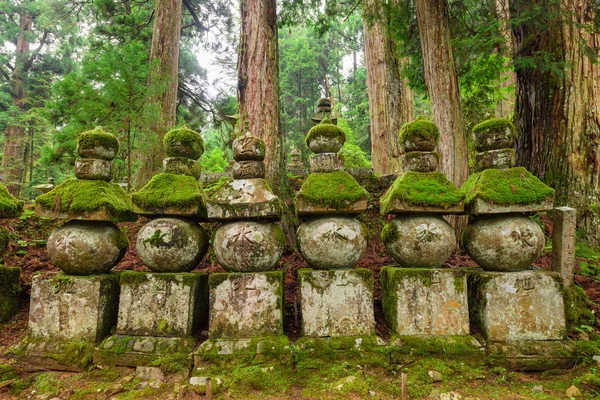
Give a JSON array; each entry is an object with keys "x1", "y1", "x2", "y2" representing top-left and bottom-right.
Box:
[
  {"x1": 297, "y1": 171, "x2": 368, "y2": 210},
  {"x1": 337, "y1": 119, "x2": 371, "y2": 169}
]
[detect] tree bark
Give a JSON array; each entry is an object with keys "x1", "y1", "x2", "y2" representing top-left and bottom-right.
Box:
[
  {"x1": 237, "y1": 0, "x2": 283, "y2": 190},
  {"x1": 494, "y1": 0, "x2": 517, "y2": 118},
  {"x1": 1, "y1": 10, "x2": 32, "y2": 197},
  {"x1": 364, "y1": 0, "x2": 414, "y2": 176},
  {"x1": 134, "y1": 0, "x2": 182, "y2": 188},
  {"x1": 415, "y1": 0, "x2": 468, "y2": 187}
]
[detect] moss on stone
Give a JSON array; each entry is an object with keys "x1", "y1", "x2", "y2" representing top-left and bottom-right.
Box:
[
  {"x1": 164, "y1": 127, "x2": 204, "y2": 159},
  {"x1": 77, "y1": 128, "x2": 119, "y2": 154},
  {"x1": 461, "y1": 167, "x2": 555, "y2": 206},
  {"x1": 380, "y1": 171, "x2": 465, "y2": 214},
  {"x1": 0, "y1": 267, "x2": 21, "y2": 297},
  {"x1": 119, "y1": 270, "x2": 150, "y2": 286},
  {"x1": 472, "y1": 118, "x2": 515, "y2": 139},
  {"x1": 132, "y1": 173, "x2": 207, "y2": 217},
  {"x1": 389, "y1": 335, "x2": 483, "y2": 357},
  {"x1": 398, "y1": 118, "x2": 439, "y2": 143},
  {"x1": 150, "y1": 353, "x2": 192, "y2": 373},
  {"x1": 297, "y1": 171, "x2": 368, "y2": 211},
  {"x1": 0, "y1": 228, "x2": 10, "y2": 253},
  {"x1": 305, "y1": 118, "x2": 346, "y2": 146},
  {"x1": 380, "y1": 266, "x2": 399, "y2": 332},
  {"x1": 36, "y1": 179, "x2": 135, "y2": 221},
  {"x1": 564, "y1": 285, "x2": 595, "y2": 332},
  {"x1": 0, "y1": 183, "x2": 24, "y2": 218}
]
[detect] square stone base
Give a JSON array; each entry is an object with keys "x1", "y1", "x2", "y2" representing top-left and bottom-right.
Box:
[
  {"x1": 299, "y1": 269, "x2": 375, "y2": 337},
  {"x1": 381, "y1": 267, "x2": 469, "y2": 336},
  {"x1": 9, "y1": 338, "x2": 96, "y2": 372},
  {"x1": 117, "y1": 272, "x2": 208, "y2": 337},
  {"x1": 488, "y1": 340, "x2": 576, "y2": 371},
  {"x1": 209, "y1": 271, "x2": 283, "y2": 338},
  {"x1": 94, "y1": 334, "x2": 195, "y2": 368},
  {"x1": 0, "y1": 267, "x2": 21, "y2": 323},
  {"x1": 467, "y1": 270, "x2": 566, "y2": 342}
]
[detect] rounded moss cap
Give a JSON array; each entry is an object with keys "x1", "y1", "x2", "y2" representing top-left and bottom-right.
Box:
[
  {"x1": 77, "y1": 128, "x2": 119, "y2": 160},
  {"x1": 472, "y1": 118, "x2": 516, "y2": 152},
  {"x1": 164, "y1": 127, "x2": 204, "y2": 160},
  {"x1": 232, "y1": 132, "x2": 266, "y2": 161},
  {"x1": 399, "y1": 118, "x2": 440, "y2": 152},
  {"x1": 306, "y1": 118, "x2": 346, "y2": 154}
]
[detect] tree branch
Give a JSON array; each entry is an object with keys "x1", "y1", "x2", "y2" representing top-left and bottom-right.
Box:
[
  {"x1": 24, "y1": 30, "x2": 49, "y2": 71},
  {"x1": 182, "y1": 0, "x2": 207, "y2": 32}
]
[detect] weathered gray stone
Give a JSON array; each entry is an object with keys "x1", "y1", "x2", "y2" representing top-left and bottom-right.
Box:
[
  {"x1": 306, "y1": 134, "x2": 344, "y2": 154},
  {"x1": 472, "y1": 121, "x2": 515, "y2": 152},
  {"x1": 212, "y1": 221, "x2": 284, "y2": 272},
  {"x1": 488, "y1": 340, "x2": 576, "y2": 371},
  {"x1": 295, "y1": 196, "x2": 369, "y2": 215},
  {"x1": 383, "y1": 215, "x2": 456, "y2": 268},
  {"x1": 308, "y1": 153, "x2": 344, "y2": 173},
  {"x1": 402, "y1": 152, "x2": 439, "y2": 172},
  {"x1": 0, "y1": 266, "x2": 21, "y2": 323},
  {"x1": 208, "y1": 271, "x2": 283, "y2": 338},
  {"x1": 28, "y1": 273, "x2": 119, "y2": 342},
  {"x1": 163, "y1": 157, "x2": 201, "y2": 179},
  {"x1": 195, "y1": 337, "x2": 291, "y2": 364},
  {"x1": 552, "y1": 207, "x2": 576, "y2": 288},
  {"x1": 402, "y1": 136, "x2": 437, "y2": 152},
  {"x1": 9, "y1": 338, "x2": 95, "y2": 371},
  {"x1": 468, "y1": 270, "x2": 566, "y2": 341},
  {"x1": 74, "y1": 158, "x2": 113, "y2": 181},
  {"x1": 380, "y1": 267, "x2": 469, "y2": 336},
  {"x1": 474, "y1": 149, "x2": 516, "y2": 171},
  {"x1": 299, "y1": 269, "x2": 375, "y2": 337},
  {"x1": 297, "y1": 217, "x2": 367, "y2": 269},
  {"x1": 462, "y1": 215, "x2": 544, "y2": 271},
  {"x1": 232, "y1": 160, "x2": 265, "y2": 179},
  {"x1": 117, "y1": 271, "x2": 207, "y2": 337},
  {"x1": 232, "y1": 133, "x2": 265, "y2": 161},
  {"x1": 33, "y1": 177, "x2": 55, "y2": 195},
  {"x1": 136, "y1": 218, "x2": 209, "y2": 272},
  {"x1": 78, "y1": 144, "x2": 117, "y2": 161},
  {"x1": 466, "y1": 197, "x2": 554, "y2": 215},
  {"x1": 287, "y1": 149, "x2": 306, "y2": 177},
  {"x1": 207, "y1": 178, "x2": 281, "y2": 220},
  {"x1": 135, "y1": 366, "x2": 165, "y2": 382},
  {"x1": 47, "y1": 220, "x2": 128, "y2": 275},
  {"x1": 381, "y1": 200, "x2": 465, "y2": 215}
]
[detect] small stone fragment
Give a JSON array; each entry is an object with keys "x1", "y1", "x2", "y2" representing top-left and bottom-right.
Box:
[
  {"x1": 134, "y1": 382, "x2": 149, "y2": 390},
  {"x1": 532, "y1": 385, "x2": 544, "y2": 393},
  {"x1": 429, "y1": 389, "x2": 441, "y2": 399},
  {"x1": 149, "y1": 381, "x2": 162, "y2": 389},
  {"x1": 566, "y1": 385, "x2": 582, "y2": 397},
  {"x1": 428, "y1": 370, "x2": 443, "y2": 383},
  {"x1": 135, "y1": 366, "x2": 166, "y2": 382},
  {"x1": 189, "y1": 377, "x2": 207, "y2": 386},
  {"x1": 104, "y1": 383, "x2": 126, "y2": 397}
]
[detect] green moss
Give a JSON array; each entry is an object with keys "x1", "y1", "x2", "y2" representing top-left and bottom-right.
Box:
[
  {"x1": 132, "y1": 173, "x2": 207, "y2": 217},
  {"x1": 461, "y1": 167, "x2": 555, "y2": 206},
  {"x1": 36, "y1": 179, "x2": 135, "y2": 221},
  {"x1": 163, "y1": 127, "x2": 204, "y2": 159},
  {"x1": 381, "y1": 222, "x2": 398, "y2": 244},
  {"x1": 299, "y1": 268, "x2": 372, "y2": 294},
  {"x1": 398, "y1": 118, "x2": 439, "y2": 143},
  {"x1": 76, "y1": 128, "x2": 119, "y2": 154},
  {"x1": 380, "y1": 266, "x2": 399, "y2": 332},
  {"x1": 0, "y1": 227, "x2": 9, "y2": 253},
  {"x1": 150, "y1": 353, "x2": 191, "y2": 373},
  {"x1": 472, "y1": 118, "x2": 515, "y2": 138},
  {"x1": 297, "y1": 171, "x2": 368, "y2": 210},
  {"x1": 203, "y1": 176, "x2": 233, "y2": 198},
  {"x1": 380, "y1": 171, "x2": 465, "y2": 214},
  {"x1": 564, "y1": 285, "x2": 595, "y2": 332},
  {"x1": 0, "y1": 364, "x2": 17, "y2": 381},
  {"x1": 305, "y1": 118, "x2": 346, "y2": 146},
  {"x1": 0, "y1": 183, "x2": 24, "y2": 218},
  {"x1": 0, "y1": 267, "x2": 21, "y2": 296},
  {"x1": 389, "y1": 335, "x2": 483, "y2": 358}
]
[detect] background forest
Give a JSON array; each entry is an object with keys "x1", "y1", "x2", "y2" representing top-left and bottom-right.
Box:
[{"x1": 1, "y1": 0, "x2": 600, "y2": 242}]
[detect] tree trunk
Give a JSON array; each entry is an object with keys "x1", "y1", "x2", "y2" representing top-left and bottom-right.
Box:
[
  {"x1": 494, "y1": 0, "x2": 517, "y2": 118},
  {"x1": 415, "y1": 0, "x2": 468, "y2": 187},
  {"x1": 364, "y1": 0, "x2": 413, "y2": 176},
  {"x1": 237, "y1": 0, "x2": 283, "y2": 190},
  {"x1": 134, "y1": 0, "x2": 182, "y2": 188},
  {"x1": 1, "y1": 11, "x2": 32, "y2": 197}
]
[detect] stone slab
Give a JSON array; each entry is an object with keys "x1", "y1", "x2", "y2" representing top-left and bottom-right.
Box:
[
  {"x1": 28, "y1": 273, "x2": 119, "y2": 342},
  {"x1": 552, "y1": 207, "x2": 577, "y2": 288},
  {"x1": 0, "y1": 266, "x2": 21, "y2": 323},
  {"x1": 94, "y1": 334, "x2": 195, "y2": 368},
  {"x1": 467, "y1": 270, "x2": 566, "y2": 342},
  {"x1": 388, "y1": 335, "x2": 484, "y2": 363},
  {"x1": 488, "y1": 340, "x2": 576, "y2": 371},
  {"x1": 208, "y1": 271, "x2": 284, "y2": 338},
  {"x1": 299, "y1": 269, "x2": 375, "y2": 337},
  {"x1": 9, "y1": 338, "x2": 95, "y2": 372},
  {"x1": 381, "y1": 267, "x2": 469, "y2": 336},
  {"x1": 381, "y1": 198, "x2": 465, "y2": 215},
  {"x1": 195, "y1": 336, "x2": 292, "y2": 365},
  {"x1": 466, "y1": 197, "x2": 554, "y2": 215},
  {"x1": 117, "y1": 272, "x2": 208, "y2": 337},
  {"x1": 207, "y1": 178, "x2": 281, "y2": 220},
  {"x1": 295, "y1": 197, "x2": 368, "y2": 216},
  {"x1": 36, "y1": 202, "x2": 137, "y2": 222}
]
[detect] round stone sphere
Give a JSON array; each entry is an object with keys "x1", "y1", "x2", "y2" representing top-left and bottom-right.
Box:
[
  {"x1": 163, "y1": 128, "x2": 204, "y2": 160},
  {"x1": 76, "y1": 128, "x2": 119, "y2": 160},
  {"x1": 382, "y1": 215, "x2": 456, "y2": 268},
  {"x1": 213, "y1": 221, "x2": 284, "y2": 272},
  {"x1": 297, "y1": 217, "x2": 367, "y2": 269},
  {"x1": 137, "y1": 218, "x2": 209, "y2": 272},
  {"x1": 305, "y1": 120, "x2": 346, "y2": 153},
  {"x1": 462, "y1": 214, "x2": 544, "y2": 272},
  {"x1": 232, "y1": 133, "x2": 266, "y2": 161},
  {"x1": 48, "y1": 220, "x2": 128, "y2": 275}
]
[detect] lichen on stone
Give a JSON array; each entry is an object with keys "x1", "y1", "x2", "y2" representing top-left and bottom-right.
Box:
[
  {"x1": 36, "y1": 179, "x2": 135, "y2": 221},
  {"x1": 0, "y1": 183, "x2": 24, "y2": 218},
  {"x1": 77, "y1": 128, "x2": 119, "y2": 154},
  {"x1": 380, "y1": 171, "x2": 465, "y2": 214},
  {"x1": 164, "y1": 127, "x2": 204, "y2": 159},
  {"x1": 305, "y1": 118, "x2": 346, "y2": 145},
  {"x1": 132, "y1": 173, "x2": 207, "y2": 217},
  {"x1": 472, "y1": 118, "x2": 516, "y2": 139},
  {"x1": 398, "y1": 118, "x2": 440, "y2": 143},
  {"x1": 461, "y1": 167, "x2": 555, "y2": 206},
  {"x1": 297, "y1": 171, "x2": 368, "y2": 211}
]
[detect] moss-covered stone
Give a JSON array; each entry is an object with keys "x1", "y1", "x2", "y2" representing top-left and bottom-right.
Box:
[
  {"x1": 9, "y1": 337, "x2": 95, "y2": 371},
  {"x1": 35, "y1": 179, "x2": 135, "y2": 222},
  {"x1": 305, "y1": 118, "x2": 346, "y2": 153},
  {"x1": 0, "y1": 227, "x2": 9, "y2": 257},
  {"x1": 398, "y1": 118, "x2": 439, "y2": 151},
  {"x1": 461, "y1": 167, "x2": 555, "y2": 207},
  {"x1": 296, "y1": 171, "x2": 368, "y2": 212},
  {"x1": 472, "y1": 118, "x2": 516, "y2": 152},
  {"x1": 76, "y1": 128, "x2": 119, "y2": 160},
  {"x1": 380, "y1": 171, "x2": 465, "y2": 215},
  {"x1": 164, "y1": 127, "x2": 204, "y2": 160},
  {"x1": 0, "y1": 183, "x2": 24, "y2": 218},
  {"x1": 0, "y1": 267, "x2": 21, "y2": 323},
  {"x1": 564, "y1": 285, "x2": 595, "y2": 332},
  {"x1": 132, "y1": 173, "x2": 207, "y2": 219}
]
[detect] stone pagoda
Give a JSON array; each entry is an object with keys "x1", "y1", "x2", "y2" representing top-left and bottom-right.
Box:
[
  {"x1": 95, "y1": 127, "x2": 210, "y2": 368},
  {"x1": 295, "y1": 111, "x2": 373, "y2": 340},
  {"x1": 197, "y1": 132, "x2": 286, "y2": 359},
  {"x1": 379, "y1": 118, "x2": 469, "y2": 337},
  {"x1": 461, "y1": 118, "x2": 573, "y2": 369},
  {"x1": 0, "y1": 183, "x2": 23, "y2": 323},
  {"x1": 16, "y1": 128, "x2": 134, "y2": 370},
  {"x1": 310, "y1": 97, "x2": 337, "y2": 126},
  {"x1": 287, "y1": 147, "x2": 306, "y2": 177}
]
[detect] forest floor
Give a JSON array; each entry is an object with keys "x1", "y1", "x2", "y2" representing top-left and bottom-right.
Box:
[{"x1": 1, "y1": 189, "x2": 600, "y2": 399}]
